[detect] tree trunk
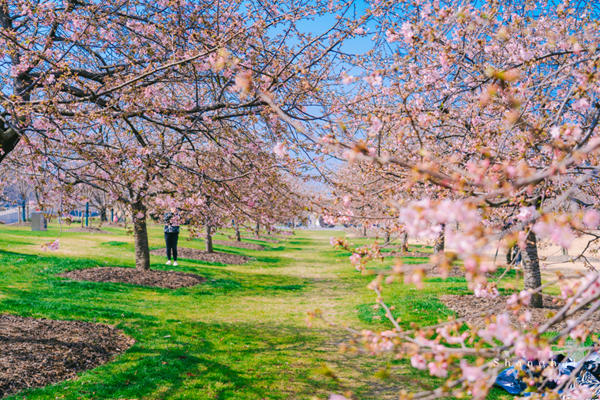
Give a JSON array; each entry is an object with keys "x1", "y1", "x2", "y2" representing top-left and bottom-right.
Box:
[
  {"x1": 100, "y1": 207, "x2": 107, "y2": 222},
  {"x1": 362, "y1": 225, "x2": 367, "y2": 237},
  {"x1": 235, "y1": 225, "x2": 241, "y2": 242},
  {"x1": 433, "y1": 225, "x2": 445, "y2": 254},
  {"x1": 522, "y1": 230, "x2": 543, "y2": 308},
  {"x1": 133, "y1": 202, "x2": 150, "y2": 270},
  {"x1": 0, "y1": 124, "x2": 20, "y2": 164},
  {"x1": 81, "y1": 210, "x2": 84, "y2": 227},
  {"x1": 205, "y1": 224, "x2": 214, "y2": 253},
  {"x1": 384, "y1": 231, "x2": 390, "y2": 245},
  {"x1": 0, "y1": 76, "x2": 27, "y2": 164},
  {"x1": 401, "y1": 232, "x2": 409, "y2": 252},
  {"x1": 255, "y1": 222, "x2": 260, "y2": 237}
]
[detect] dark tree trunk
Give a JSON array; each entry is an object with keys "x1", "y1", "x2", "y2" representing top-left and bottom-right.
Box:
[
  {"x1": 235, "y1": 226, "x2": 241, "y2": 242},
  {"x1": 0, "y1": 72, "x2": 28, "y2": 164},
  {"x1": 384, "y1": 231, "x2": 390, "y2": 245},
  {"x1": 401, "y1": 232, "x2": 409, "y2": 252},
  {"x1": 433, "y1": 225, "x2": 445, "y2": 254},
  {"x1": 100, "y1": 207, "x2": 108, "y2": 222},
  {"x1": 522, "y1": 230, "x2": 543, "y2": 308},
  {"x1": 255, "y1": 222, "x2": 260, "y2": 237},
  {"x1": 362, "y1": 225, "x2": 367, "y2": 237},
  {"x1": 132, "y1": 201, "x2": 150, "y2": 270},
  {"x1": 205, "y1": 224, "x2": 214, "y2": 253},
  {"x1": 0, "y1": 124, "x2": 19, "y2": 164}
]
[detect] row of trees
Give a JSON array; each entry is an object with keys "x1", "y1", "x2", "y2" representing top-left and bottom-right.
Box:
[
  {"x1": 4, "y1": 0, "x2": 600, "y2": 398},
  {"x1": 0, "y1": 0, "x2": 359, "y2": 267},
  {"x1": 302, "y1": 0, "x2": 600, "y2": 399}
]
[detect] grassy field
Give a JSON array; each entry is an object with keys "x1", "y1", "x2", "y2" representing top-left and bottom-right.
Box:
[{"x1": 0, "y1": 223, "x2": 532, "y2": 399}]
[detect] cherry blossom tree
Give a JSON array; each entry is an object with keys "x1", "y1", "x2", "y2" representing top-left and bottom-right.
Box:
[
  {"x1": 268, "y1": 0, "x2": 600, "y2": 398},
  {"x1": 319, "y1": 0, "x2": 600, "y2": 305},
  {"x1": 1, "y1": 0, "x2": 361, "y2": 269}
]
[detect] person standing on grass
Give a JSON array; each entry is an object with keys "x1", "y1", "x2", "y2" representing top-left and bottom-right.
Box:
[{"x1": 164, "y1": 208, "x2": 180, "y2": 266}]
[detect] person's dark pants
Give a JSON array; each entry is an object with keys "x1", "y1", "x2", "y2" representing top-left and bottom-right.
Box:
[{"x1": 165, "y1": 232, "x2": 179, "y2": 261}]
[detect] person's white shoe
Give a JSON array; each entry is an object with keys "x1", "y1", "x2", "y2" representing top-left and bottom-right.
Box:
[
  {"x1": 173, "y1": 261, "x2": 178, "y2": 266},
  {"x1": 165, "y1": 260, "x2": 172, "y2": 265}
]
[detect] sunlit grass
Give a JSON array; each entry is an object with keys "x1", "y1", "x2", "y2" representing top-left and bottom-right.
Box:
[{"x1": 0, "y1": 224, "x2": 556, "y2": 399}]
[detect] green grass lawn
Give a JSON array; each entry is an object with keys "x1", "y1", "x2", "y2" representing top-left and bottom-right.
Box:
[{"x1": 0, "y1": 224, "x2": 538, "y2": 399}]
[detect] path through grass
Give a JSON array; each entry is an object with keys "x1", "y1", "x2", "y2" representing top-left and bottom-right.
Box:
[{"x1": 0, "y1": 224, "x2": 517, "y2": 399}]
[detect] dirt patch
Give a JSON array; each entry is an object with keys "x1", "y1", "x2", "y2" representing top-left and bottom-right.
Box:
[
  {"x1": 6, "y1": 222, "x2": 31, "y2": 227},
  {"x1": 212, "y1": 240, "x2": 265, "y2": 251},
  {"x1": 0, "y1": 314, "x2": 134, "y2": 398},
  {"x1": 97, "y1": 222, "x2": 125, "y2": 228},
  {"x1": 67, "y1": 227, "x2": 113, "y2": 234},
  {"x1": 59, "y1": 267, "x2": 206, "y2": 289},
  {"x1": 150, "y1": 247, "x2": 250, "y2": 265},
  {"x1": 440, "y1": 294, "x2": 596, "y2": 331}
]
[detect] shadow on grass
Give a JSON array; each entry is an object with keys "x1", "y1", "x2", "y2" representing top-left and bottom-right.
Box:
[
  {"x1": 0, "y1": 240, "x2": 37, "y2": 247},
  {"x1": 0, "y1": 239, "x2": 447, "y2": 399},
  {"x1": 0, "y1": 288, "x2": 161, "y2": 324},
  {"x1": 4, "y1": 318, "x2": 377, "y2": 400}
]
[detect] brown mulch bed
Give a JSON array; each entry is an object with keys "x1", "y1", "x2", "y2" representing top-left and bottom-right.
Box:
[
  {"x1": 0, "y1": 314, "x2": 134, "y2": 398},
  {"x1": 150, "y1": 247, "x2": 250, "y2": 265},
  {"x1": 441, "y1": 294, "x2": 596, "y2": 332},
  {"x1": 67, "y1": 227, "x2": 113, "y2": 234},
  {"x1": 96, "y1": 223, "x2": 125, "y2": 228},
  {"x1": 6, "y1": 222, "x2": 31, "y2": 227},
  {"x1": 59, "y1": 267, "x2": 206, "y2": 289},
  {"x1": 212, "y1": 240, "x2": 265, "y2": 251}
]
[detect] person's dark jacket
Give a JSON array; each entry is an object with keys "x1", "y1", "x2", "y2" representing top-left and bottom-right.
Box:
[{"x1": 164, "y1": 212, "x2": 180, "y2": 234}]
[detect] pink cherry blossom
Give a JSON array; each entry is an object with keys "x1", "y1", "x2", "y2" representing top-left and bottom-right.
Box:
[
  {"x1": 420, "y1": 3, "x2": 432, "y2": 18},
  {"x1": 460, "y1": 359, "x2": 485, "y2": 382},
  {"x1": 583, "y1": 209, "x2": 600, "y2": 228},
  {"x1": 363, "y1": 73, "x2": 382, "y2": 87},
  {"x1": 474, "y1": 284, "x2": 499, "y2": 299},
  {"x1": 368, "y1": 117, "x2": 383, "y2": 135},
  {"x1": 411, "y1": 354, "x2": 427, "y2": 370},
  {"x1": 477, "y1": 313, "x2": 519, "y2": 346},
  {"x1": 572, "y1": 98, "x2": 590, "y2": 112},
  {"x1": 519, "y1": 49, "x2": 534, "y2": 61},
  {"x1": 517, "y1": 206, "x2": 536, "y2": 222},
  {"x1": 341, "y1": 73, "x2": 355, "y2": 85},
  {"x1": 400, "y1": 22, "x2": 414, "y2": 43},
  {"x1": 42, "y1": 239, "x2": 60, "y2": 252},
  {"x1": 428, "y1": 355, "x2": 448, "y2": 378},
  {"x1": 273, "y1": 142, "x2": 287, "y2": 157}
]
